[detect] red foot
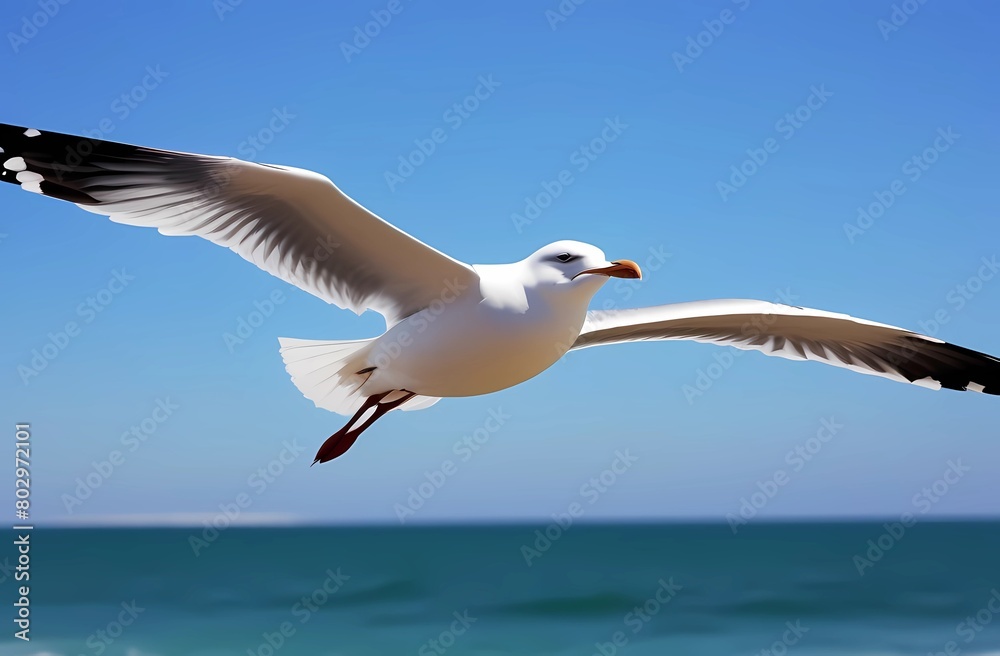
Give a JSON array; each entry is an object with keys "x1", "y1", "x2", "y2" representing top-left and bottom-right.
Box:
[{"x1": 313, "y1": 390, "x2": 415, "y2": 464}]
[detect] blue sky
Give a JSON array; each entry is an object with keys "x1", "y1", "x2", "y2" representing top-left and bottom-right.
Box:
[{"x1": 1, "y1": 0, "x2": 997, "y2": 526}]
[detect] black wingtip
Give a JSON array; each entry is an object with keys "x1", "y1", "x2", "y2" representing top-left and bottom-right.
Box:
[
  {"x1": 899, "y1": 335, "x2": 1000, "y2": 396},
  {"x1": 0, "y1": 121, "x2": 171, "y2": 204}
]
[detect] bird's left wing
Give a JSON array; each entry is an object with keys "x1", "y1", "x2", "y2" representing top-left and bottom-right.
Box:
[
  {"x1": 0, "y1": 123, "x2": 478, "y2": 326},
  {"x1": 572, "y1": 299, "x2": 999, "y2": 394}
]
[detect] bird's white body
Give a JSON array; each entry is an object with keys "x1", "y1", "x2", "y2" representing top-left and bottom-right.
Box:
[{"x1": 365, "y1": 260, "x2": 606, "y2": 398}]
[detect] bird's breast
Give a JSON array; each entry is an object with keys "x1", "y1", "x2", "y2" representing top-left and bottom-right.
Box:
[{"x1": 366, "y1": 295, "x2": 586, "y2": 398}]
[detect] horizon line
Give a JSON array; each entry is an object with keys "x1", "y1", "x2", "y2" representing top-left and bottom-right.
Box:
[{"x1": 29, "y1": 513, "x2": 1000, "y2": 529}]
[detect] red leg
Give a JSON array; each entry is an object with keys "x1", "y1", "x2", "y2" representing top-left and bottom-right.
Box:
[{"x1": 313, "y1": 391, "x2": 416, "y2": 465}]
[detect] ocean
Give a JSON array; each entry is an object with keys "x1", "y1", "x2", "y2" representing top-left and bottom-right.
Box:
[{"x1": 5, "y1": 522, "x2": 1000, "y2": 655}]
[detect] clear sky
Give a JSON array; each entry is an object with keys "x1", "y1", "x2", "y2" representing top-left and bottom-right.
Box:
[{"x1": 1, "y1": 0, "x2": 997, "y2": 527}]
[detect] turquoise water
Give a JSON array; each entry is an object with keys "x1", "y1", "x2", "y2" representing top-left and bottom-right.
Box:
[{"x1": 6, "y1": 522, "x2": 1000, "y2": 655}]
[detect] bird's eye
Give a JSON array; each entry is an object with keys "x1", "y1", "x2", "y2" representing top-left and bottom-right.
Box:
[{"x1": 556, "y1": 253, "x2": 574, "y2": 263}]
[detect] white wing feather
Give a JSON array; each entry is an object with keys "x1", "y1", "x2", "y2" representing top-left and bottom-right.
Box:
[
  {"x1": 572, "y1": 299, "x2": 1000, "y2": 394},
  {"x1": 0, "y1": 123, "x2": 478, "y2": 326}
]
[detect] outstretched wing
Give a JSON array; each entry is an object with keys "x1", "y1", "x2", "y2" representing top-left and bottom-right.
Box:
[
  {"x1": 0, "y1": 123, "x2": 478, "y2": 325},
  {"x1": 572, "y1": 299, "x2": 1000, "y2": 394}
]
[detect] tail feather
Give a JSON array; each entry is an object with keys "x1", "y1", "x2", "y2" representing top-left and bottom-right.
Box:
[
  {"x1": 278, "y1": 337, "x2": 374, "y2": 415},
  {"x1": 278, "y1": 337, "x2": 441, "y2": 415}
]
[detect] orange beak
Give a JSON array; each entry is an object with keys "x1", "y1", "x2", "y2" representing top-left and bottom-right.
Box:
[{"x1": 573, "y1": 259, "x2": 642, "y2": 280}]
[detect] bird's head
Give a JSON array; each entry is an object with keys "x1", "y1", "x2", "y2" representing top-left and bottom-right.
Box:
[{"x1": 523, "y1": 241, "x2": 641, "y2": 293}]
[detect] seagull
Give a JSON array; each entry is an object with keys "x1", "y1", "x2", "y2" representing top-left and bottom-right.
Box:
[{"x1": 2, "y1": 123, "x2": 998, "y2": 465}]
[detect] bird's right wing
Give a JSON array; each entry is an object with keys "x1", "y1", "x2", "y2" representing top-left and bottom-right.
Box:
[
  {"x1": 0, "y1": 123, "x2": 479, "y2": 326},
  {"x1": 572, "y1": 299, "x2": 1000, "y2": 394}
]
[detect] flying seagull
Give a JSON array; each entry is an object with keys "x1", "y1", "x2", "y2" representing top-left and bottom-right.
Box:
[{"x1": 2, "y1": 123, "x2": 997, "y2": 465}]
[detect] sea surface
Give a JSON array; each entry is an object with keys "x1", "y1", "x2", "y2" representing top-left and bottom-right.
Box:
[{"x1": 5, "y1": 522, "x2": 1000, "y2": 655}]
